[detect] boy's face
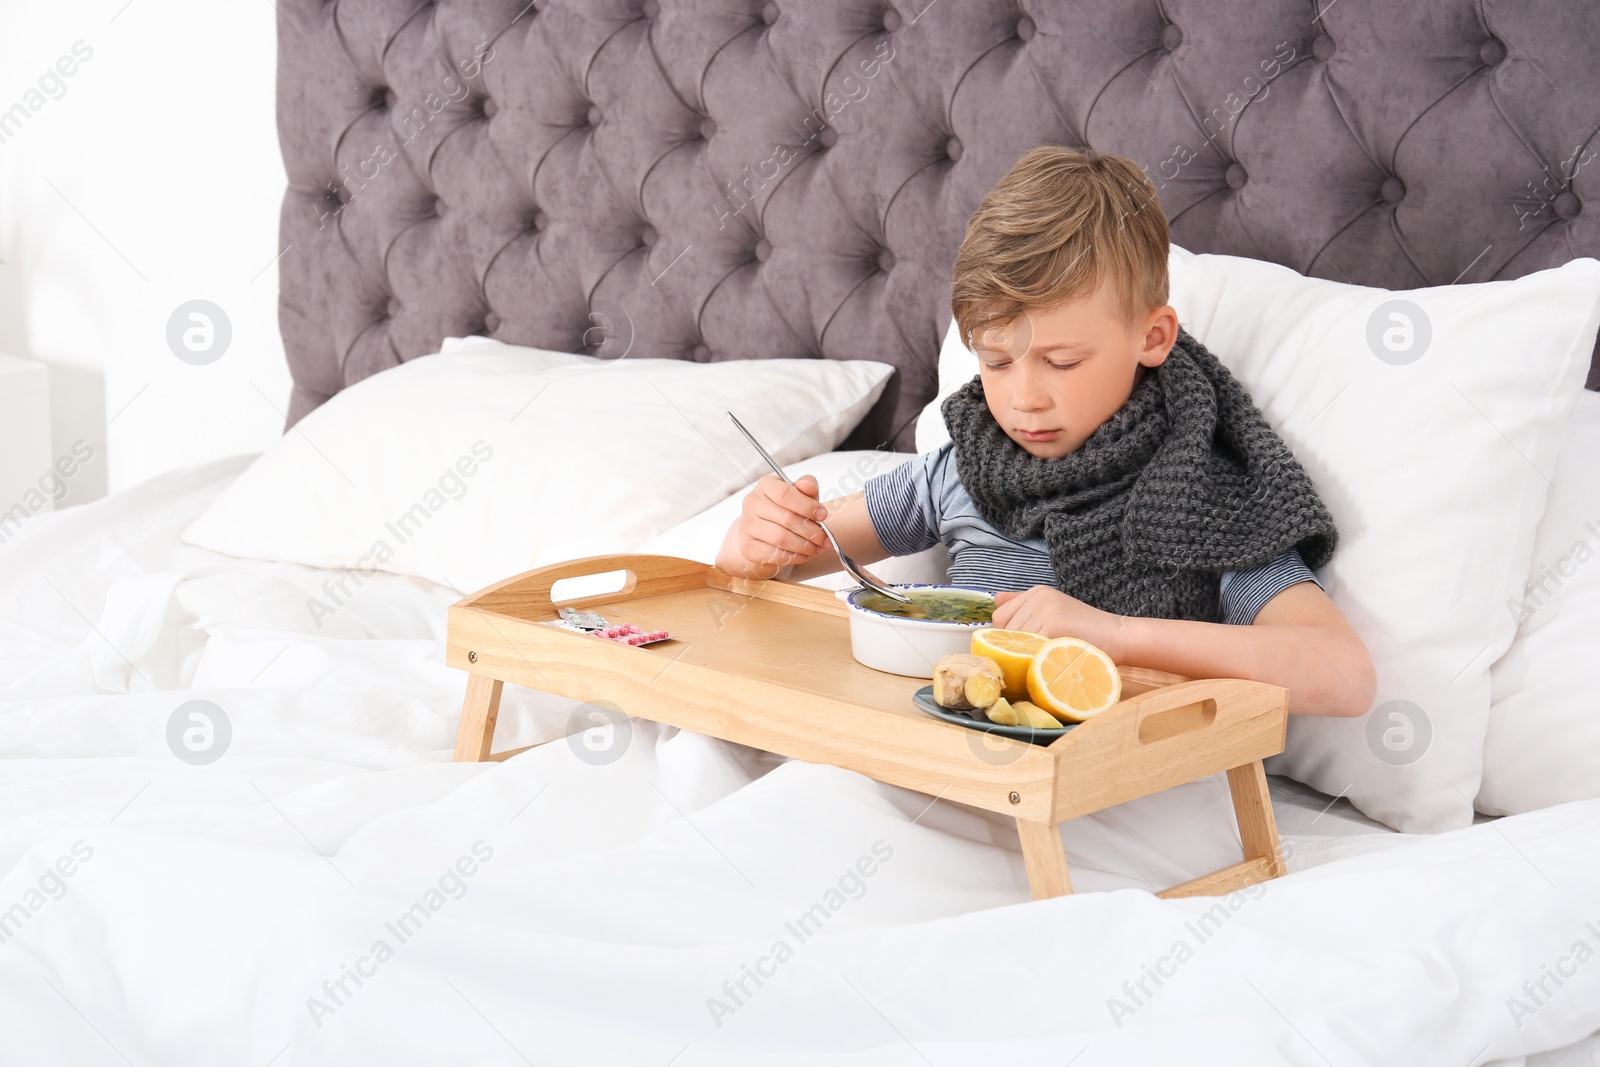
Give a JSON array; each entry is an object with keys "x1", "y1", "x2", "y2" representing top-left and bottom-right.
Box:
[{"x1": 970, "y1": 282, "x2": 1178, "y2": 459}]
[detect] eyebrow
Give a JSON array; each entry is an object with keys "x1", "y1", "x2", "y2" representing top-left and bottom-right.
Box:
[
  {"x1": 975, "y1": 341, "x2": 1091, "y2": 353},
  {"x1": 975, "y1": 345, "x2": 1091, "y2": 356}
]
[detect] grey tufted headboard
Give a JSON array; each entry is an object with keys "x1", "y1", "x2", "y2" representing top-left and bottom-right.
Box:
[{"x1": 276, "y1": 0, "x2": 1600, "y2": 453}]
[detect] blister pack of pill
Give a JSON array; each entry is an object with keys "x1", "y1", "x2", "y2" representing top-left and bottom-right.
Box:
[{"x1": 540, "y1": 606, "x2": 672, "y2": 646}]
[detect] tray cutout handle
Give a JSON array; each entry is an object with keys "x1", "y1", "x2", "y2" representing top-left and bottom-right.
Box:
[
  {"x1": 1053, "y1": 678, "x2": 1276, "y2": 753},
  {"x1": 551, "y1": 569, "x2": 633, "y2": 604},
  {"x1": 463, "y1": 554, "x2": 711, "y2": 617},
  {"x1": 1136, "y1": 698, "x2": 1217, "y2": 744}
]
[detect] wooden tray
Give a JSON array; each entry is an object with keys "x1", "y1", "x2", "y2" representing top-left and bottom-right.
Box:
[{"x1": 445, "y1": 554, "x2": 1290, "y2": 901}]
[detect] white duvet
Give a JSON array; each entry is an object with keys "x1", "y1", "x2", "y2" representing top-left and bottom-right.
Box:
[{"x1": 1, "y1": 456, "x2": 1597, "y2": 1066}]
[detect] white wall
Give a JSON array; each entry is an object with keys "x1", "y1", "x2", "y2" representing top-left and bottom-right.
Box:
[{"x1": 0, "y1": 0, "x2": 288, "y2": 503}]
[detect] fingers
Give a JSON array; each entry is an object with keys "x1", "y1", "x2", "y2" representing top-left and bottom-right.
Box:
[
  {"x1": 996, "y1": 604, "x2": 1031, "y2": 633},
  {"x1": 756, "y1": 475, "x2": 830, "y2": 538},
  {"x1": 787, "y1": 474, "x2": 827, "y2": 517},
  {"x1": 991, "y1": 589, "x2": 1029, "y2": 630},
  {"x1": 740, "y1": 474, "x2": 832, "y2": 566},
  {"x1": 740, "y1": 527, "x2": 819, "y2": 566},
  {"x1": 742, "y1": 540, "x2": 812, "y2": 569}
]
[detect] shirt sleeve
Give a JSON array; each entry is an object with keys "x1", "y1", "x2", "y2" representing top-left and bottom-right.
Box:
[
  {"x1": 862, "y1": 451, "x2": 942, "y2": 556},
  {"x1": 1217, "y1": 547, "x2": 1323, "y2": 625}
]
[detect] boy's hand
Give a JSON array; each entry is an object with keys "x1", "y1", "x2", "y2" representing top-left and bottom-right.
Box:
[
  {"x1": 733, "y1": 474, "x2": 832, "y2": 576},
  {"x1": 992, "y1": 586, "x2": 1129, "y2": 659}
]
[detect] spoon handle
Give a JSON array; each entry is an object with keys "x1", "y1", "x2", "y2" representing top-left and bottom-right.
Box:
[
  {"x1": 726, "y1": 411, "x2": 844, "y2": 555},
  {"x1": 727, "y1": 412, "x2": 793, "y2": 486}
]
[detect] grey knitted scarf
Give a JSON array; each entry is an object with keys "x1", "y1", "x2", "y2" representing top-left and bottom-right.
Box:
[{"x1": 940, "y1": 328, "x2": 1338, "y2": 622}]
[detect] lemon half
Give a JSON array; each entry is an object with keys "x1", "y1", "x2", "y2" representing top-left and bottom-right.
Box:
[
  {"x1": 1025, "y1": 637, "x2": 1122, "y2": 722},
  {"x1": 971, "y1": 629, "x2": 1048, "y2": 702}
]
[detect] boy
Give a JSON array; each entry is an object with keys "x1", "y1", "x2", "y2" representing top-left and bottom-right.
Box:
[{"x1": 715, "y1": 147, "x2": 1375, "y2": 717}]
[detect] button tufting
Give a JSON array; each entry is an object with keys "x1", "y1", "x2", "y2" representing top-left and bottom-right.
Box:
[
  {"x1": 1555, "y1": 191, "x2": 1582, "y2": 220},
  {"x1": 642, "y1": 0, "x2": 658, "y2": 16},
  {"x1": 1380, "y1": 176, "x2": 1406, "y2": 204},
  {"x1": 374, "y1": 86, "x2": 393, "y2": 109},
  {"x1": 693, "y1": 344, "x2": 711, "y2": 362},
  {"x1": 1480, "y1": 38, "x2": 1508, "y2": 66},
  {"x1": 483, "y1": 313, "x2": 501, "y2": 332},
  {"x1": 945, "y1": 136, "x2": 963, "y2": 162},
  {"x1": 586, "y1": 105, "x2": 602, "y2": 127},
  {"x1": 882, "y1": 8, "x2": 901, "y2": 32},
  {"x1": 1016, "y1": 16, "x2": 1035, "y2": 41},
  {"x1": 481, "y1": 97, "x2": 497, "y2": 118},
  {"x1": 386, "y1": 298, "x2": 401, "y2": 318},
  {"x1": 1225, "y1": 164, "x2": 1248, "y2": 190},
  {"x1": 699, "y1": 117, "x2": 717, "y2": 140},
  {"x1": 762, "y1": 3, "x2": 779, "y2": 25},
  {"x1": 533, "y1": 210, "x2": 549, "y2": 231},
  {"x1": 641, "y1": 226, "x2": 658, "y2": 247},
  {"x1": 754, "y1": 239, "x2": 772, "y2": 262},
  {"x1": 818, "y1": 126, "x2": 838, "y2": 148},
  {"x1": 877, "y1": 248, "x2": 896, "y2": 273},
  {"x1": 1161, "y1": 24, "x2": 1183, "y2": 52},
  {"x1": 431, "y1": 197, "x2": 445, "y2": 216},
  {"x1": 1312, "y1": 34, "x2": 1336, "y2": 62}
]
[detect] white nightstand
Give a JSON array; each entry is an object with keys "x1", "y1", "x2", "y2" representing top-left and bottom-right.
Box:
[{"x1": 0, "y1": 355, "x2": 53, "y2": 538}]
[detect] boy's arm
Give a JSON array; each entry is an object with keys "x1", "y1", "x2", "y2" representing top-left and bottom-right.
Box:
[
  {"x1": 1115, "y1": 581, "x2": 1377, "y2": 717},
  {"x1": 713, "y1": 486, "x2": 891, "y2": 582}
]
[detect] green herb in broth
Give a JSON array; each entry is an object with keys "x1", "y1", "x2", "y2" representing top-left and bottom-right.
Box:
[{"x1": 857, "y1": 588, "x2": 995, "y2": 623}]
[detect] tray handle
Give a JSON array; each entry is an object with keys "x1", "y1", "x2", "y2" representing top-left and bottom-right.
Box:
[
  {"x1": 1049, "y1": 677, "x2": 1286, "y2": 751},
  {"x1": 462, "y1": 553, "x2": 713, "y2": 616}
]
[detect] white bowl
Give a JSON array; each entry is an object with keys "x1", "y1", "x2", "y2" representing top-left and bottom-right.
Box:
[{"x1": 837, "y1": 583, "x2": 995, "y2": 678}]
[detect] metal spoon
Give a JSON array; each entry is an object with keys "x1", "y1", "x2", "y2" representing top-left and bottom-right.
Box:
[{"x1": 726, "y1": 411, "x2": 913, "y2": 603}]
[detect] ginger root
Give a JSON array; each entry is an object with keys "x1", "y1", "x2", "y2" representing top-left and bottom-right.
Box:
[
  {"x1": 985, "y1": 697, "x2": 1018, "y2": 726},
  {"x1": 1010, "y1": 700, "x2": 1063, "y2": 730},
  {"x1": 932, "y1": 653, "x2": 1004, "y2": 711},
  {"x1": 983, "y1": 697, "x2": 1062, "y2": 730}
]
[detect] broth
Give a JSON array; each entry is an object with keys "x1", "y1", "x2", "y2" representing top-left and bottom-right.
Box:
[{"x1": 856, "y1": 588, "x2": 995, "y2": 624}]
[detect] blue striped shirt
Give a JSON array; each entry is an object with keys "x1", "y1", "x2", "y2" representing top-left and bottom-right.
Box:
[{"x1": 862, "y1": 442, "x2": 1323, "y2": 625}]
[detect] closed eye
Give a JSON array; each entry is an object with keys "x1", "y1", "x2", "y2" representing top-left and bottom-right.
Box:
[{"x1": 983, "y1": 358, "x2": 1087, "y2": 371}]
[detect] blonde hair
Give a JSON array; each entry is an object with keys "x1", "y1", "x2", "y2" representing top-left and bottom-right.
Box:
[{"x1": 951, "y1": 145, "x2": 1169, "y2": 349}]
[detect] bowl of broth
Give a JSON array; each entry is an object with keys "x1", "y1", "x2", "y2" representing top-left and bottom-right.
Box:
[{"x1": 838, "y1": 584, "x2": 996, "y2": 678}]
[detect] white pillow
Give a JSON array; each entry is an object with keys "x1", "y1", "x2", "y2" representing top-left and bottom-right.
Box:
[
  {"x1": 915, "y1": 317, "x2": 974, "y2": 452},
  {"x1": 1173, "y1": 249, "x2": 1600, "y2": 832},
  {"x1": 638, "y1": 450, "x2": 950, "y2": 590},
  {"x1": 181, "y1": 340, "x2": 894, "y2": 594},
  {"x1": 1479, "y1": 389, "x2": 1600, "y2": 816},
  {"x1": 913, "y1": 248, "x2": 1600, "y2": 832}
]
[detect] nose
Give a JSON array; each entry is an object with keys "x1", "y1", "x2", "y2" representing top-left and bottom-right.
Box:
[{"x1": 1010, "y1": 358, "x2": 1052, "y2": 412}]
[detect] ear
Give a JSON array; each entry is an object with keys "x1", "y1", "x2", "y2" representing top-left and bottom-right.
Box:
[{"x1": 1139, "y1": 305, "x2": 1179, "y2": 367}]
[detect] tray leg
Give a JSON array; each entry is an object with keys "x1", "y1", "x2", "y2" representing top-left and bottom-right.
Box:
[
  {"x1": 1226, "y1": 759, "x2": 1286, "y2": 879},
  {"x1": 453, "y1": 674, "x2": 503, "y2": 762},
  {"x1": 1016, "y1": 818, "x2": 1073, "y2": 899},
  {"x1": 1157, "y1": 759, "x2": 1285, "y2": 898}
]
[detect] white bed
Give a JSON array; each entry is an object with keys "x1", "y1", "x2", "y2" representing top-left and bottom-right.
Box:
[{"x1": 3, "y1": 453, "x2": 1598, "y2": 1065}]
